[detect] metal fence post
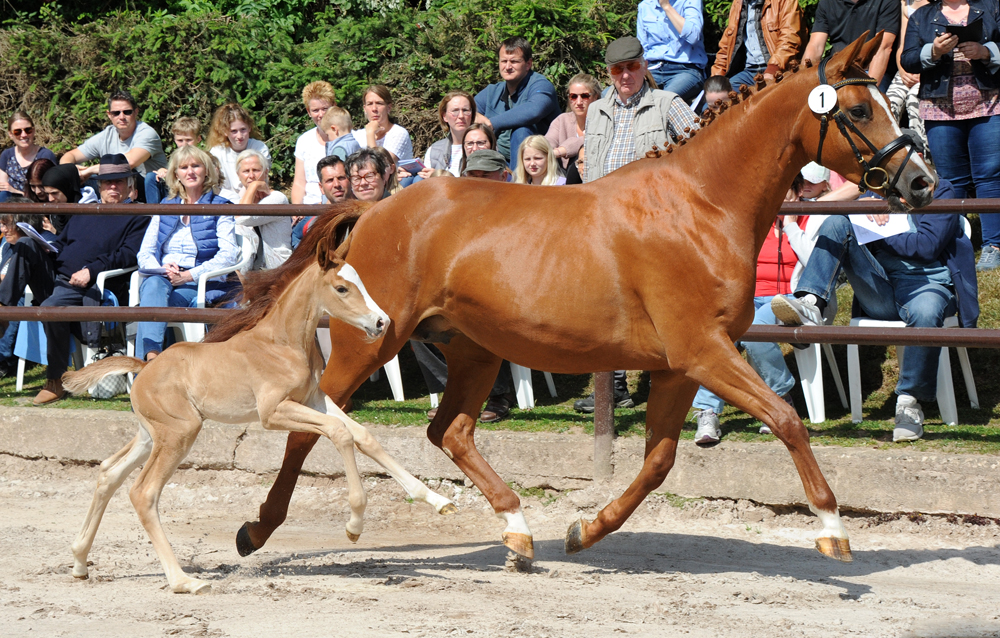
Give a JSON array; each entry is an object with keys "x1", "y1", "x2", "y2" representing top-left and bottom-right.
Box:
[{"x1": 593, "y1": 371, "x2": 614, "y2": 482}]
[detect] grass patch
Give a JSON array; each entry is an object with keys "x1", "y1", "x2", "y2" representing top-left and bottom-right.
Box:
[{"x1": 653, "y1": 491, "x2": 703, "y2": 509}]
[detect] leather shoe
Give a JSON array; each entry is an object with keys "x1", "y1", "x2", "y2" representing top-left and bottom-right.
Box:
[
  {"x1": 479, "y1": 393, "x2": 513, "y2": 423},
  {"x1": 33, "y1": 379, "x2": 67, "y2": 405}
]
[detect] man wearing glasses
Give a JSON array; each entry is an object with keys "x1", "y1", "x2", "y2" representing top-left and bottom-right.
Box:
[
  {"x1": 60, "y1": 89, "x2": 167, "y2": 182},
  {"x1": 575, "y1": 35, "x2": 699, "y2": 414},
  {"x1": 474, "y1": 36, "x2": 560, "y2": 169}
]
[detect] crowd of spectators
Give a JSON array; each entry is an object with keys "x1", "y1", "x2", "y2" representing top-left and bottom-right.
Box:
[{"x1": 0, "y1": 1, "x2": 998, "y2": 438}]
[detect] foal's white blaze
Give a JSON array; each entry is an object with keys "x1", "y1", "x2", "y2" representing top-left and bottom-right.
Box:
[
  {"x1": 339, "y1": 263, "x2": 391, "y2": 325},
  {"x1": 500, "y1": 509, "x2": 533, "y2": 536},
  {"x1": 810, "y1": 504, "x2": 849, "y2": 540},
  {"x1": 867, "y1": 86, "x2": 934, "y2": 182}
]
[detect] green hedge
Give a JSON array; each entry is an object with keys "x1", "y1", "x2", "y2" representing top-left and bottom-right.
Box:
[{"x1": 0, "y1": 0, "x2": 819, "y2": 185}]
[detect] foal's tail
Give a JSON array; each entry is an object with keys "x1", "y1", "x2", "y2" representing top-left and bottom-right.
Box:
[{"x1": 62, "y1": 357, "x2": 145, "y2": 395}]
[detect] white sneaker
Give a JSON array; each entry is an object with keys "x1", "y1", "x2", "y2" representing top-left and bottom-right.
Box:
[
  {"x1": 694, "y1": 410, "x2": 722, "y2": 448},
  {"x1": 771, "y1": 295, "x2": 823, "y2": 327},
  {"x1": 893, "y1": 395, "x2": 924, "y2": 442}
]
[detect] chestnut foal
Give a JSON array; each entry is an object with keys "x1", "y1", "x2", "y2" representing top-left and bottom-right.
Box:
[
  {"x1": 223, "y1": 33, "x2": 936, "y2": 563},
  {"x1": 63, "y1": 237, "x2": 454, "y2": 594}
]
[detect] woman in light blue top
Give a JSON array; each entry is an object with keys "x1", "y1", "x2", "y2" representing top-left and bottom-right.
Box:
[
  {"x1": 637, "y1": 0, "x2": 708, "y2": 102},
  {"x1": 135, "y1": 145, "x2": 237, "y2": 361}
]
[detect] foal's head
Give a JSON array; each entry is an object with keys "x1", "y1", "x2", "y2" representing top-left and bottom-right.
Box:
[
  {"x1": 315, "y1": 236, "x2": 390, "y2": 341},
  {"x1": 797, "y1": 31, "x2": 936, "y2": 210}
]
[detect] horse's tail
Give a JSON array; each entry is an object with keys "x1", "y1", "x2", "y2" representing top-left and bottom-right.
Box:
[{"x1": 62, "y1": 357, "x2": 145, "y2": 395}]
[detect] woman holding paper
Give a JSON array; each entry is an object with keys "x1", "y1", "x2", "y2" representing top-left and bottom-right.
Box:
[
  {"x1": 134, "y1": 145, "x2": 237, "y2": 361},
  {"x1": 901, "y1": 0, "x2": 1000, "y2": 269}
]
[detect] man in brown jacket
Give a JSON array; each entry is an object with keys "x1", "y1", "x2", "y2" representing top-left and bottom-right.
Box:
[{"x1": 710, "y1": 0, "x2": 807, "y2": 91}]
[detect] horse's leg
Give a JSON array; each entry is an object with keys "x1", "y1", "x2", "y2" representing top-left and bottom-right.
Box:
[
  {"x1": 239, "y1": 432, "x2": 322, "y2": 555},
  {"x1": 263, "y1": 399, "x2": 369, "y2": 542},
  {"x1": 128, "y1": 416, "x2": 210, "y2": 594},
  {"x1": 430, "y1": 337, "x2": 533, "y2": 558},
  {"x1": 566, "y1": 369, "x2": 697, "y2": 553},
  {"x1": 71, "y1": 427, "x2": 153, "y2": 579},
  {"x1": 320, "y1": 395, "x2": 457, "y2": 515},
  {"x1": 685, "y1": 342, "x2": 851, "y2": 562}
]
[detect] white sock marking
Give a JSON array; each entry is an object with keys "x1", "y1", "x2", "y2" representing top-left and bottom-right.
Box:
[{"x1": 500, "y1": 509, "x2": 532, "y2": 536}]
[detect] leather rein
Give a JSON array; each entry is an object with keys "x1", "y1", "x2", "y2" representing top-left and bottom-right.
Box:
[{"x1": 814, "y1": 57, "x2": 917, "y2": 194}]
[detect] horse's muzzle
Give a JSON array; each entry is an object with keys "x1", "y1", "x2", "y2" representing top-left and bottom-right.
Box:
[{"x1": 364, "y1": 315, "x2": 387, "y2": 340}]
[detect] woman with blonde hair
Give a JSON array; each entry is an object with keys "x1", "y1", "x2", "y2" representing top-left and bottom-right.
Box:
[
  {"x1": 292, "y1": 81, "x2": 336, "y2": 205},
  {"x1": 353, "y1": 85, "x2": 413, "y2": 162},
  {"x1": 545, "y1": 74, "x2": 600, "y2": 169},
  {"x1": 514, "y1": 135, "x2": 564, "y2": 185},
  {"x1": 207, "y1": 103, "x2": 270, "y2": 202}
]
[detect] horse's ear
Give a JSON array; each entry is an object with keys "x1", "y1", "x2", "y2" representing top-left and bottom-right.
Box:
[
  {"x1": 824, "y1": 31, "x2": 871, "y2": 81},
  {"x1": 857, "y1": 31, "x2": 885, "y2": 71},
  {"x1": 316, "y1": 236, "x2": 338, "y2": 271}
]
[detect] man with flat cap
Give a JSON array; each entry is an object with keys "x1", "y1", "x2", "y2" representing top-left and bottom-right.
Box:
[
  {"x1": 0, "y1": 153, "x2": 149, "y2": 404},
  {"x1": 576, "y1": 35, "x2": 700, "y2": 414},
  {"x1": 462, "y1": 149, "x2": 511, "y2": 181}
]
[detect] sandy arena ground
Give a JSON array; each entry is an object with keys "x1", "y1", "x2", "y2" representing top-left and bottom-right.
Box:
[{"x1": 2, "y1": 453, "x2": 999, "y2": 638}]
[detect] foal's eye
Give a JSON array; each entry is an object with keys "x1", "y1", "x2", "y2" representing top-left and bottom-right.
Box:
[{"x1": 335, "y1": 286, "x2": 349, "y2": 294}]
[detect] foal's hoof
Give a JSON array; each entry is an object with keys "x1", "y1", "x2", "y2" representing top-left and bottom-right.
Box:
[
  {"x1": 502, "y1": 532, "x2": 534, "y2": 559},
  {"x1": 346, "y1": 530, "x2": 361, "y2": 543},
  {"x1": 815, "y1": 537, "x2": 853, "y2": 562},
  {"x1": 565, "y1": 519, "x2": 589, "y2": 555},
  {"x1": 236, "y1": 522, "x2": 259, "y2": 557},
  {"x1": 438, "y1": 503, "x2": 458, "y2": 516}
]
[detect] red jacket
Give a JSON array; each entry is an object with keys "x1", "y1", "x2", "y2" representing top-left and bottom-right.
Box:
[{"x1": 755, "y1": 216, "x2": 808, "y2": 297}]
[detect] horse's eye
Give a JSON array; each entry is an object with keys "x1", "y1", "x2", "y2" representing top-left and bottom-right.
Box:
[
  {"x1": 849, "y1": 106, "x2": 868, "y2": 120},
  {"x1": 335, "y1": 286, "x2": 349, "y2": 294}
]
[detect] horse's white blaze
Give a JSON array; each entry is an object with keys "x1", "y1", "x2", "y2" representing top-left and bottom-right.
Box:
[
  {"x1": 500, "y1": 509, "x2": 532, "y2": 536},
  {"x1": 339, "y1": 263, "x2": 391, "y2": 325},
  {"x1": 868, "y1": 86, "x2": 934, "y2": 180},
  {"x1": 810, "y1": 504, "x2": 849, "y2": 540}
]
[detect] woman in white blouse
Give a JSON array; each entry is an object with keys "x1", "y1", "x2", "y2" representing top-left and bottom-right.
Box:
[
  {"x1": 291, "y1": 81, "x2": 337, "y2": 205},
  {"x1": 353, "y1": 85, "x2": 413, "y2": 162},
  {"x1": 234, "y1": 149, "x2": 292, "y2": 271},
  {"x1": 206, "y1": 103, "x2": 270, "y2": 203}
]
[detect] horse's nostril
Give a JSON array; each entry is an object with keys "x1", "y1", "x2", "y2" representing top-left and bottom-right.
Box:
[
  {"x1": 375, "y1": 318, "x2": 385, "y2": 331},
  {"x1": 911, "y1": 176, "x2": 930, "y2": 191}
]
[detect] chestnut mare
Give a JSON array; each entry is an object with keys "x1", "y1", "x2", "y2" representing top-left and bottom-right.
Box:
[{"x1": 219, "y1": 33, "x2": 935, "y2": 563}]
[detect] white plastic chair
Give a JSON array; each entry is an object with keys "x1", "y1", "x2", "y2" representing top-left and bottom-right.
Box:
[
  {"x1": 788, "y1": 298, "x2": 848, "y2": 424},
  {"x1": 315, "y1": 327, "x2": 405, "y2": 402},
  {"x1": 847, "y1": 315, "x2": 978, "y2": 425},
  {"x1": 126, "y1": 233, "x2": 253, "y2": 357}
]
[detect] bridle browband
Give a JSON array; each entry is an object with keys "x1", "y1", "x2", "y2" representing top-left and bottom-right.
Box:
[{"x1": 815, "y1": 57, "x2": 918, "y2": 194}]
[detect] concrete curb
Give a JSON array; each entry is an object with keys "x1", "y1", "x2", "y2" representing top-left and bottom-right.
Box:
[{"x1": 2, "y1": 406, "x2": 998, "y2": 517}]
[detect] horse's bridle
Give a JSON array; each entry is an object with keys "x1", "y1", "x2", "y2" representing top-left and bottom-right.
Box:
[{"x1": 814, "y1": 57, "x2": 918, "y2": 194}]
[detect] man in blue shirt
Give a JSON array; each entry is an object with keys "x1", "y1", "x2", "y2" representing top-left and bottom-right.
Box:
[{"x1": 474, "y1": 36, "x2": 560, "y2": 169}]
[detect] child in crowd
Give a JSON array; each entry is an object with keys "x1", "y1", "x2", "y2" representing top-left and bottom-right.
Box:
[
  {"x1": 207, "y1": 103, "x2": 271, "y2": 202},
  {"x1": 322, "y1": 107, "x2": 361, "y2": 161},
  {"x1": 144, "y1": 117, "x2": 202, "y2": 204},
  {"x1": 513, "y1": 135, "x2": 565, "y2": 185}
]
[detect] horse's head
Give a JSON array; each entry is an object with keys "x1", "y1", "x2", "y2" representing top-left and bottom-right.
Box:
[
  {"x1": 799, "y1": 31, "x2": 936, "y2": 210},
  {"x1": 315, "y1": 237, "x2": 390, "y2": 341}
]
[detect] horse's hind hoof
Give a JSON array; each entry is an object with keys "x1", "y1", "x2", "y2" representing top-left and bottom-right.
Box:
[
  {"x1": 438, "y1": 503, "x2": 458, "y2": 516},
  {"x1": 236, "y1": 522, "x2": 259, "y2": 557},
  {"x1": 565, "y1": 519, "x2": 588, "y2": 555},
  {"x1": 815, "y1": 537, "x2": 853, "y2": 562},
  {"x1": 502, "y1": 532, "x2": 534, "y2": 559},
  {"x1": 346, "y1": 530, "x2": 361, "y2": 543}
]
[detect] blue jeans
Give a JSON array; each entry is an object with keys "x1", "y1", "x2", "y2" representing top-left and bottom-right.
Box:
[
  {"x1": 649, "y1": 63, "x2": 705, "y2": 103},
  {"x1": 727, "y1": 64, "x2": 767, "y2": 93},
  {"x1": 135, "y1": 276, "x2": 200, "y2": 361},
  {"x1": 796, "y1": 216, "x2": 956, "y2": 401},
  {"x1": 0, "y1": 296, "x2": 24, "y2": 364},
  {"x1": 692, "y1": 295, "x2": 797, "y2": 413},
  {"x1": 925, "y1": 115, "x2": 1000, "y2": 246},
  {"x1": 144, "y1": 172, "x2": 168, "y2": 205}
]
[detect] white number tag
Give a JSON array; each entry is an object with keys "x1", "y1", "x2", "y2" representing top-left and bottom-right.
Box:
[{"x1": 808, "y1": 85, "x2": 838, "y2": 114}]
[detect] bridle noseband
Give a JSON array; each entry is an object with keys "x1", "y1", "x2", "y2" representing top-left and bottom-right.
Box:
[{"x1": 814, "y1": 57, "x2": 918, "y2": 194}]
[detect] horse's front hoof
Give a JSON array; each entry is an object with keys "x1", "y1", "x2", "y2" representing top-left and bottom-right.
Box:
[
  {"x1": 565, "y1": 519, "x2": 589, "y2": 555},
  {"x1": 173, "y1": 578, "x2": 212, "y2": 595},
  {"x1": 815, "y1": 537, "x2": 853, "y2": 562},
  {"x1": 236, "y1": 522, "x2": 259, "y2": 557},
  {"x1": 502, "y1": 532, "x2": 534, "y2": 559},
  {"x1": 346, "y1": 530, "x2": 361, "y2": 543},
  {"x1": 438, "y1": 503, "x2": 458, "y2": 516}
]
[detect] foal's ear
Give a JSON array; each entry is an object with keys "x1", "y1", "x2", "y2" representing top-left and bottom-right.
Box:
[
  {"x1": 316, "y1": 237, "x2": 339, "y2": 270},
  {"x1": 825, "y1": 31, "x2": 871, "y2": 81}
]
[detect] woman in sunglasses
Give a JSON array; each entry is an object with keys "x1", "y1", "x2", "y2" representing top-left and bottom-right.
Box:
[
  {"x1": 545, "y1": 74, "x2": 601, "y2": 170},
  {"x1": 0, "y1": 113, "x2": 57, "y2": 203}
]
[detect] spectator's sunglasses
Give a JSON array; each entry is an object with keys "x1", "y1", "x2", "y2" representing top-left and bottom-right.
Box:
[
  {"x1": 11, "y1": 126, "x2": 33, "y2": 136},
  {"x1": 609, "y1": 60, "x2": 642, "y2": 76},
  {"x1": 109, "y1": 109, "x2": 135, "y2": 116},
  {"x1": 568, "y1": 93, "x2": 592, "y2": 101}
]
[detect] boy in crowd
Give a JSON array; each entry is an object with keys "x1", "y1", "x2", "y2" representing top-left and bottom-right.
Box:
[
  {"x1": 144, "y1": 117, "x2": 202, "y2": 204},
  {"x1": 321, "y1": 108, "x2": 361, "y2": 161}
]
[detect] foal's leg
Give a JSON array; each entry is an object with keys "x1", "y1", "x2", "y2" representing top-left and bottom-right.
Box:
[
  {"x1": 72, "y1": 426, "x2": 153, "y2": 579},
  {"x1": 687, "y1": 342, "x2": 850, "y2": 561},
  {"x1": 430, "y1": 337, "x2": 533, "y2": 558},
  {"x1": 320, "y1": 395, "x2": 457, "y2": 515},
  {"x1": 566, "y1": 370, "x2": 697, "y2": 553},
  {"x1": 263, "y1": 399, "x2": 369, "y2": 542}
]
